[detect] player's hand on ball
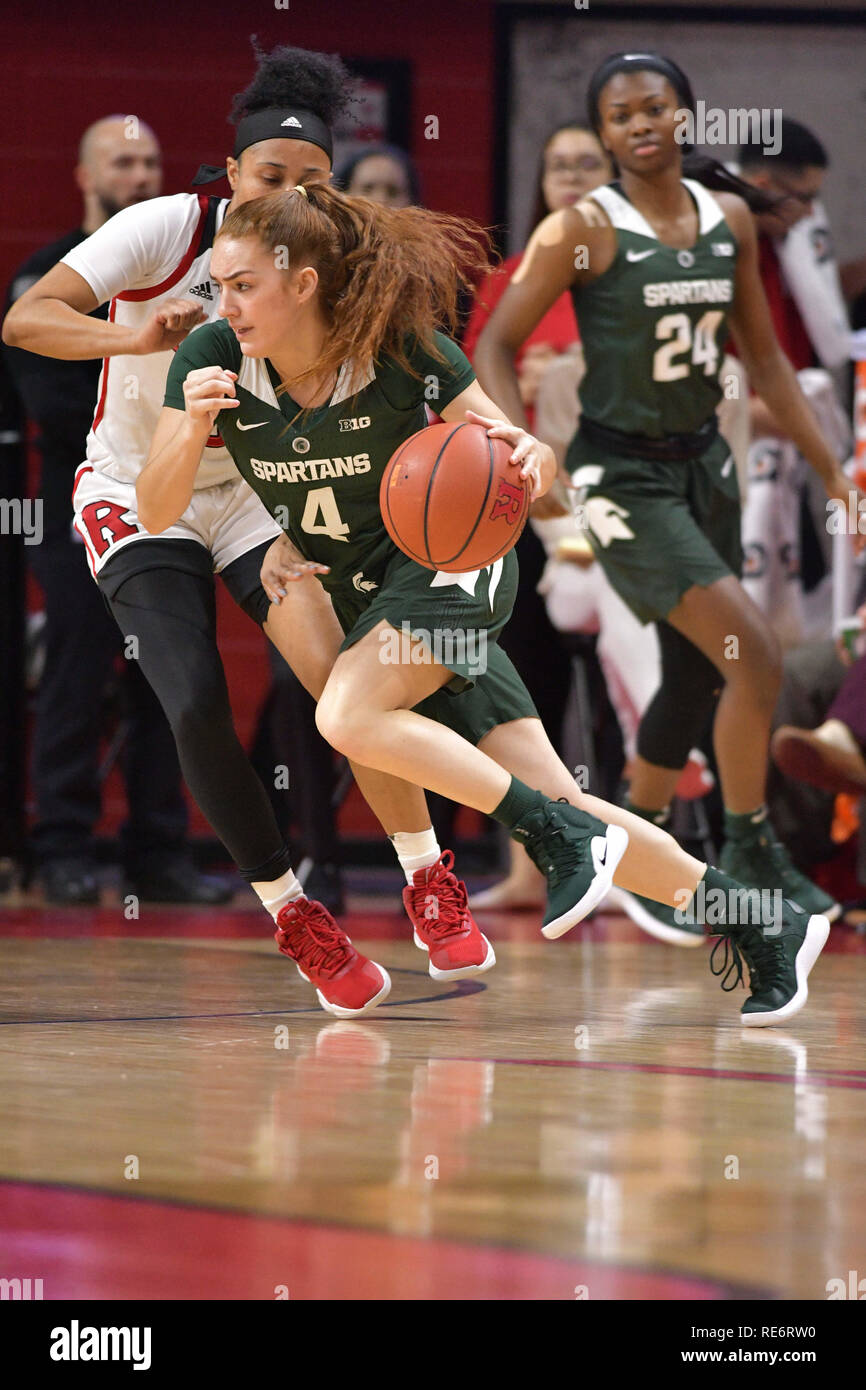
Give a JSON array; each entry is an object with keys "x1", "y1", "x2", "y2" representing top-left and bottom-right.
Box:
[
  {"x1": 261, "y1": 533, "x2": 330, "y2": 604},
  {"x1": 135, "y1": 298, "x2": 207, "y2": 354},
  {"x1": 182, "y1": 367, "x2": 240, "y2": 429},
  {"x1": 463, "y1": 409, "x2": 556, "y2": 503}
]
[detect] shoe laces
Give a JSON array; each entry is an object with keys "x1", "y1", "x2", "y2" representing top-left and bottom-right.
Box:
[
  {"x1": 408, "y1": 851, "x2": 469, "y2": 940},
  {"x1": 275, "y1": 899, "x2": 353, "y2": 978},
  {"x1": 709, "y1": 926, "x2": 786, "y2": 995},
  {"x1": 525, "y1": 800, "x2": 589, "y2": 886}
]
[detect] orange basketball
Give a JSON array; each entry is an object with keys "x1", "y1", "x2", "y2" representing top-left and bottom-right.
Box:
[{"x1": 380, "y1": 421, "x2": 530, "y2": 572}]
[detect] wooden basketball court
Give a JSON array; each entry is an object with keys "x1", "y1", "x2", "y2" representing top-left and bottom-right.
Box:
[{"x1": 1, "y1": 892, "x2": 864, "y2": 1300}]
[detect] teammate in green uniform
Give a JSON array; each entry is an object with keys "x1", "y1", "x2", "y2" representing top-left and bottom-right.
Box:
[
  {"x1": 140, "y1": 179, "x2": 831, "y2": 1026},
  {"x1": 475, "y1": 51, "x2": 859, "y2": 946}
]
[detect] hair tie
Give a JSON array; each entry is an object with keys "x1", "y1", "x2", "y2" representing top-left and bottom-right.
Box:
[{"x1": 295, "y1": 184, "x2": 309, "y2": 199}]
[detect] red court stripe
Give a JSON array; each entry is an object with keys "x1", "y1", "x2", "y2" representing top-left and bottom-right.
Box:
[
  {"x1": 457, "y1": 1057, "x2": 866, "y2": 1089},
  {"x1": 0, "y1": 1180, "x2": 766, "y2": 1301}
]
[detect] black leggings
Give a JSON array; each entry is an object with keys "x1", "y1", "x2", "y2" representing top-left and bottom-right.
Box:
[
  {"x1": 637, "y1": 619, "x2": 722, "y2": 770},
  {"x1": 99, "y1": 539, "x2": 292, "y2": 882}
]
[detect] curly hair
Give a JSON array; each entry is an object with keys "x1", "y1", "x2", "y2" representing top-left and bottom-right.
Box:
[{"x1": 229, "y1": 39, "x2": 354, "y2": 128}]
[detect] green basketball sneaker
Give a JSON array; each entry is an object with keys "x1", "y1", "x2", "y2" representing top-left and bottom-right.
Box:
[
  {"x1": 607, "y1": 885, "x2": 706, "y2": 948},
  {"x1": 720, "y1": 818, "x2": 840, "y2": 923},
  {"x1": 511, "y1": 799, "x2": 629, "y2": 939},
  {"x1": 709, "y1": 898, "x2": 830, "y2": 1026}
]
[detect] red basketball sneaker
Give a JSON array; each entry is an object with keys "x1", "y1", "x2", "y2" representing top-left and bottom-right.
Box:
[
  {"x1": 403, "y1": 851, "x2": 496, "y2": 980},
  {"x1": 274, "y1": 897, "x2": 391, "y2": 1017}
]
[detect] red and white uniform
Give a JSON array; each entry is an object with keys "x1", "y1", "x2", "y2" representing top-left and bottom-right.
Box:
[{"x1": 63, "y1": 192, "x2": 281, "y2": 575}]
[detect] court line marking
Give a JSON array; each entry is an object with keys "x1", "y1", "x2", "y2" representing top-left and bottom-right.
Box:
[
  {"x1": 0, "y1": 972, "x2": 486, "y2": 1027},
  {"x1": 0, "y1": 1175, "x2": 774, "y2": 1301},
  {"x1": 456, "y1": 1057, "x2": 866, "y2": 1089}
]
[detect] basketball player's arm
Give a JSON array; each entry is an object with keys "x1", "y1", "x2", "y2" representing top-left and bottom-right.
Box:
[
  {"x1": 137, "y1": 368, "x2": 238, "y2": 532},
  {"x1": 2, "y1": 262, "x2": 205, "y2": 359},
  {"x1": 473, "y1": 206, "x2": 604, "y2": 431},
  {"x1": 440, "y1": 381, "x2": 556, "y2": 502},
  {"x1": 725, "y1": 196, "x2": 855, "y2": 510}
]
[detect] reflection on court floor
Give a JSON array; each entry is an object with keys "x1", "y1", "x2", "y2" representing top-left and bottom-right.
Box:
[{"x1": 0, "y1": 904, "x2": 864, "y2": 1300}]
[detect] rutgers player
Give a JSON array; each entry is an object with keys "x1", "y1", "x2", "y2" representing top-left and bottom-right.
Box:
[{"x1": 4, "y1": 43, "x2": 479, "y2": 1018}]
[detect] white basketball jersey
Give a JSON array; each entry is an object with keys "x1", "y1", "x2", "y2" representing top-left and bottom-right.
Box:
[{"x1": 62, "y1": 192, "x2": 234, "y2": 489}]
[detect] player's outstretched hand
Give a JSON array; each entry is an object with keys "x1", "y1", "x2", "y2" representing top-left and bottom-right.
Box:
[
  {"x1": 464, "y1": 409, "x2": 557, "y2": 503},
  {"x1": 182, "y1": 367, "x2": 240, "y2": 430},
  {"x1": 134, "y1": 297, "x2": 207, "y2": 355},
  {"x1": 261, "y1": 533, "x2": 330, "y2": 604}
]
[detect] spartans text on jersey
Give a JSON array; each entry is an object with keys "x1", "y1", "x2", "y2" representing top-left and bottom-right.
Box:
[{"x1": 249, "y1": 453, "x2": 372, "y2": 484}]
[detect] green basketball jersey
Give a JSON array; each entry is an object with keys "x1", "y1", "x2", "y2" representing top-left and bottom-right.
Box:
[
  {"x1": 573, "y1": 179, "x2": 737, "y2": 439},
  {"x1": 164, "y1": 322, "x2": 475, "y2": 592}
]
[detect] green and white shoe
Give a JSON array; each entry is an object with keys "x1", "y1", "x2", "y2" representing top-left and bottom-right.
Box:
[
  {"x1": 607, "y1": 884, "x2": 706, "y2": 948},
  {"x1": 511, "y1": 799, "x2": 629, "y2": 939},
  {"x1": 720, "y1": 822, "x2": 840, "y2": 923},
  {"x1": 709, "y1": 898, "x2": 830, "y2": 1027}
]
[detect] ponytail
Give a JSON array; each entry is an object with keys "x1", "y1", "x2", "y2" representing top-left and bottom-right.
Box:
[
  {"x1": 217, "y1": 184, "x2": 492, "y2": 391},
  {"x1": 682, "y1": 152, "x2": 780, "y2": 216}
]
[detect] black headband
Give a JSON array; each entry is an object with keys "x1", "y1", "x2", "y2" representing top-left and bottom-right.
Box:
[
  {"x1": 192, "y1": 106, "x2": 333, "y2": 186},
  {"x1": 587, "y1": 52, "x2": 694, "y2": 132}
]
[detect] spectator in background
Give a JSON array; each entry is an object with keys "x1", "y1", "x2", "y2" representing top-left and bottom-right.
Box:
[
  {"x1": 3, "y1": 117, "x2": 230, "y2": 906},
  {"x1": 465, "y1": 122, "x2": 612, "y2": 907},
  {"x1": 736, "y1": 119, "x2": 852, "y2": 649},
  {"x1": 334, "y1": 144, "x2": 420, "y2": 208}
]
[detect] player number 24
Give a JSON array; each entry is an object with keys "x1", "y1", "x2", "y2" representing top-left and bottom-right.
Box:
[{"x1": 652, "y1": 310, "x2": 724, "y2": 382}]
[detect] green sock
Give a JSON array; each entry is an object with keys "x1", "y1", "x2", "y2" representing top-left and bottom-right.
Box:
[
  {"x1": 723, "y1": 805, "x2": 768, "y2": 840},
  {"x1": 491, "y1": 777, "x2": 547, "y2": 830},
  {"x1": 697, "y1": 864, "x2": 781, "y2": 930},
  {"x1": 624, "y1": 799, "x2": 670, "y2": 827}
]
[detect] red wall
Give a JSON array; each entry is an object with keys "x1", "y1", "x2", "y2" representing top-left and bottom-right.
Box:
[{"x1": 2, "y1": 0, "x2": 497, "y2": 292}]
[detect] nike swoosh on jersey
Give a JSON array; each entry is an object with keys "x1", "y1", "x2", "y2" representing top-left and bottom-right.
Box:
[
  {"x1": 236, "y1": 421, "x2": 268, "y2": 431},
  {"x1": 626, "y1": 248, "x2": 657, "y2": 262}
]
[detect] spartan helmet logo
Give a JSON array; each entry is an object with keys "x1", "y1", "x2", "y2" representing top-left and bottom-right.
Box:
[{"x1": 583, "y1": 497, "x2": 635, "y2": 548}]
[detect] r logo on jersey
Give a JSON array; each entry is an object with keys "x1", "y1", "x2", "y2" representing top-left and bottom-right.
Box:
[
  {"x1": 489, "y1": 479, "x2": 524, "y2": 525},
  {"x1": 79, "y1": 501, "x2": 139, "y2": 557}
]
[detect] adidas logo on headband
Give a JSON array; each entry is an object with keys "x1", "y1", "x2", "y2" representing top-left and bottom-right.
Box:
[{"x1": 281, "y1": 116, "x2": 302, "y2": 128}]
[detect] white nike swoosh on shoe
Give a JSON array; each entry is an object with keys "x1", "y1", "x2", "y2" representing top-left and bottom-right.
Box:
[
  {"x1": 542, "y1": 825, "x2": 629, "y2": 940},
  {"x1": 237, "y1": 421, "x2": 268, "y2": 431}
]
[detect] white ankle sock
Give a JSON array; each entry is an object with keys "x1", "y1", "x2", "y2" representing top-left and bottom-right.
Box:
[
  {"x1": 252, "y1": 868, "x2": 305, "y2": 920},
  {"x1": 390, "y1": 828, "x2": 441, "y2": 884}
]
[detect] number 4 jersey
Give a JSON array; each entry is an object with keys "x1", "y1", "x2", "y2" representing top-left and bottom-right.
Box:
[
  {"x1": 572, "y1": 179, "x2": 737, "y2": 439},
  {"x1": 164, "y1": 323, "x2": 475, "y2": 592}
]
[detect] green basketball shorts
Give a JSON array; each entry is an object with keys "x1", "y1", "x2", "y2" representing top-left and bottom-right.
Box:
[
  {"x1": 327, "y1": 547, "x2": 538, "y2": 745},
  {"x1": 567, "y1": 432, "x2": 743, "y2": 625}
]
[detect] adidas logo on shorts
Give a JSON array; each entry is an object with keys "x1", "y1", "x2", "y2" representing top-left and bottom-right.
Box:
[{"x1": 189, "y1": 281, "x2": 213, "y2": 300}]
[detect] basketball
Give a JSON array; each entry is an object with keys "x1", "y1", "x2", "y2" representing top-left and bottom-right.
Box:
[{"x1": 379, "y1": 421, "x2": 531, "y2": 572}]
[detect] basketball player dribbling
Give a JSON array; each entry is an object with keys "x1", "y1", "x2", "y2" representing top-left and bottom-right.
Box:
[
  {"x1": 2, "y1": 43, "x2": 499, "y2": 1016},
  {"x1": 140, "y1": 180, "x2": 831, "y2": 1027}
]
